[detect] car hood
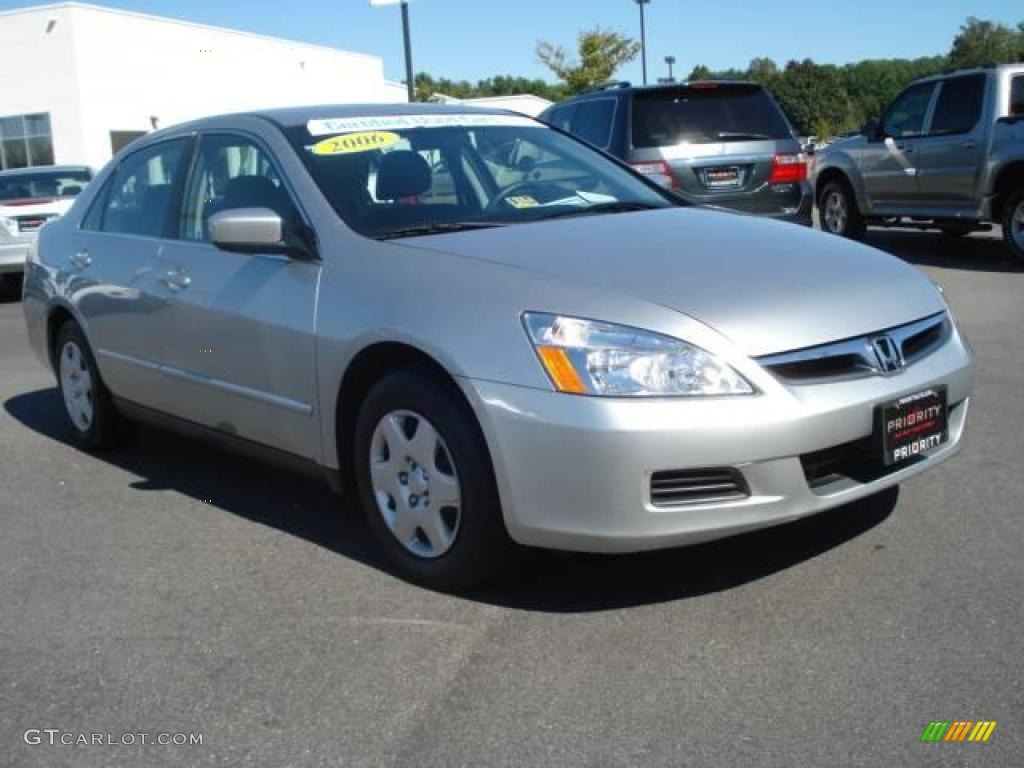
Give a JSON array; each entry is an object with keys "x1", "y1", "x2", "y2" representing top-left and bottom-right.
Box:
[{"x1": 413, "y1": 208, "x2": 945, "y2": 357}]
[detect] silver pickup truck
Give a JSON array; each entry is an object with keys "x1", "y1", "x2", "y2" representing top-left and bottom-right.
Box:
[{"x1": 814, "y1": 64, "x2": 1024, "y2": 262}]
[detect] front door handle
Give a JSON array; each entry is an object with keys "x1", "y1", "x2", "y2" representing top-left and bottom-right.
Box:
[
  {"x1": 962, "y1": 140, "x2": 978, "y2": 149},
  {"x1": 895, "y1": 144, "x2": 915, "y2": 154},
  {"x1": 69, "y1": 250, "x2": 92, "y2": 269},
  {"x1": 161, "y1": 268, "x2": 191, "y2": 292}
]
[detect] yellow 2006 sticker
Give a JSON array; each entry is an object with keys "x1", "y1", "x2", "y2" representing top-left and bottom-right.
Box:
[
  {"x1": 506, "y1": 195, "x2": 540, "y2": 209},
  {"x1": 311, "y1": 131, "x2": 401, "y2": 156}
]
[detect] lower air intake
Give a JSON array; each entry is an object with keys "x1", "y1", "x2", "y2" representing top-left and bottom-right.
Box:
[{"x1": 649, "y1": 468, "x2": 749, "y2": 507}]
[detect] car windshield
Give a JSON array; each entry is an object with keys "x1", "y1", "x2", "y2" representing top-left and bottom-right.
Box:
[
  {"x1": 631, "y1": 84, "x2": 793, "y2": 147},
  {"x1": 0, "y1": 170, "x2": 92, "y2": 202},
  {"x1": 285, "y1": 113, "x2": 673, "y2": 239}
]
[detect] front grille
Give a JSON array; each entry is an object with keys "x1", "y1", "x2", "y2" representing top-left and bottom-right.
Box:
[
  {"x1": 650, "y1": 468, "x2": 749, "y2": 507},
  {"x1": 15, "y1": 215, "x2": 54, "y2": 233},
  {"x1": 758, "y1": 313, "x2": 950, "y2": 383}
]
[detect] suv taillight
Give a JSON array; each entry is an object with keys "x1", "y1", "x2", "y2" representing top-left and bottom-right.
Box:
[
  {"x1": 768, "y1": 153, "x2": 807, "y2": 184},
  {"x1": 630, "y1": 161, "x2": 677, "y2": 190}
]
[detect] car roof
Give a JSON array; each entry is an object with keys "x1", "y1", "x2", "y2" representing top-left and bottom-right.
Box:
[
  {"x1": 556, "y1": 79, "x2": 763, "y2": 104},
  {"x1": 0, "y1": 165, "x2": 92, "y2": 177},
  {"x1": 913, "y1": 62, "x2": 1024, "y2": 83}
]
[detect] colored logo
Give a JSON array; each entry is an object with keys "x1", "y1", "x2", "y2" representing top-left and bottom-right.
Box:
[{"x1": 921, "y1": 721, "x2": 997, "y2": 743}]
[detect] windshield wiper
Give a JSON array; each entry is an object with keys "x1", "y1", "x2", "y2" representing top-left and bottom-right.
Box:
[
  {"x1": 536, "y1": 201, "x2": 666, "y2": 221},
  {"x1": 716, "y1": 131, "x2": 773, "y2": 141},
  {"x1": 376, "y1": 221, "x2": 505, "y2": 240}
]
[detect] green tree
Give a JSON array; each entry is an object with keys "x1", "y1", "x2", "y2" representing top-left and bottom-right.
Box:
[
  {"x1": 748, "y1": 57, "x2": 778, "y2": 81},
  {"x1": 687, "y1": 64, "x2": 713, "y2": 80},
  {"x1": 767, "y1": 59, "x2": 854, "y2": 137},
  {"x1": 537, "y1": 27, "x2": 641, "y2": 93},
  {"x1": 949, "y1": 16, "x2": 1024, "y2": 67}
]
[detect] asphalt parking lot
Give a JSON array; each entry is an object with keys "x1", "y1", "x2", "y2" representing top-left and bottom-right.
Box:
[{"x1": 1, "y1": 226, "x2": 1022, "y2": 768}]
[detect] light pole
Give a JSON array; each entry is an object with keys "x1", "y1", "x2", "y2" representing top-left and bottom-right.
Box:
[
  {"x1": 370, "y1": 0, "x2": 416, "y2": 103},
  {"x1": 665, "y1": 55, "x2": 676, "y2": 82},
  {"x1": 634, "y1": 0, "x2": 651, "y2": 85}
]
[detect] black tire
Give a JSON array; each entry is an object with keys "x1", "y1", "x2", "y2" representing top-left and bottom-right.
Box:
[
  {"x1": 353, "y1": 370, "x2": 517, "y2": 590},
  {"x1": 53, "y1": 319, "x2": 121, "y2": 450},
  {"x1": 818, "y1": 179, "x2": 866, "y2": 240},
  {"x1": 1001, "y1": 188, "x2": 1024, "y2": 264}
]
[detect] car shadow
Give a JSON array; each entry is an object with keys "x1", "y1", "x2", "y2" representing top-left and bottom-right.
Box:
[
  {"x1": 5, "y1": 387, "x2": 897, "y2": 613},
  {"x1": 862, "y1": 227, "x2": 1021, "y2": 273}
]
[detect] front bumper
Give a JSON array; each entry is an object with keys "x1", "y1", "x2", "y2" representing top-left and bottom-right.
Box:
[
  {"x1": 463, "y1": 330, "x2": 972, "y2": 553},
  {"x1": 0, "y1": 240, "x2": 30, "y2": 275}
]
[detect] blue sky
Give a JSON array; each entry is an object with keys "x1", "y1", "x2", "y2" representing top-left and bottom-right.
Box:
[{"x1": 2, "y1": 0, "x2": 1021, "y2": 84}]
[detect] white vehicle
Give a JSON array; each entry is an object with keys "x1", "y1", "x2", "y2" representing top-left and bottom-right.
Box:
[{"x1": 0, "y1": 165, "x2": 93, "y2": 295}]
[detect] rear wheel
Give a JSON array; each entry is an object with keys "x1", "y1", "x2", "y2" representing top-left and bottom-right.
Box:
[
  {"x1": 1002, "y1": 188, "x2": 1024, "y2": 265},
  {"x1": 54, "y1": 319, "x2": 120, "y2": 450},
  {"x1": 354, "y1": 371, "x2": 516, "y2": 590},
  {"x1": 818, "y1": 180, "x2": 865, "y2": 240}
]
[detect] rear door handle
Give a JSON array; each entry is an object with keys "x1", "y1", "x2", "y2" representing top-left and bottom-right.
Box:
[
  {"x1": 161, "y1": 268, "x2": 191, "y2": 292},
  {"x1": 69, "y1": 250, "x2": 92, "y2": 269},
  {"x1": 895, "y1": 144, "x2": 915, "y2": 154},
  {"x1": 962, "y1": 140, "x2": 978, "y2": 149}
]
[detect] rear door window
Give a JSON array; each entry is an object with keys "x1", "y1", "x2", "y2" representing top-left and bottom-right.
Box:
[
  {"x1": 98, "y1": 139, "x2": 189, "y2": 237},
  {"x1": 571, "y1": 99, "x2": 616, "y2": 148},
  {"x1": 631, "y1": 85, "x2": 792, "y2": 148},
  {"x1": 929, "y1": 75, "x2": 985, "y2": 135},
  {"x1": 882, "y1": 82, "x2": 936, "y2": 139}
]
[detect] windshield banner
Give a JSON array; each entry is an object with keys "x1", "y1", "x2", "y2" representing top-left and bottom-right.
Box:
[{"x1": 307, "y1": 113, "x2": 537, "y2": 136}]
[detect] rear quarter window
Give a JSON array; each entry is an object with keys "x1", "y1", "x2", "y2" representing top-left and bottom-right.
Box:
[
  {"x1": 570, "y1": 99, "x2": 616, "y2": 148},
  {"x1": 1011, "y1": 75, "x2": 1024, "y2": 116},
  {"x1": 631, "y1": 85, "x2": 792, "y2": 148}
]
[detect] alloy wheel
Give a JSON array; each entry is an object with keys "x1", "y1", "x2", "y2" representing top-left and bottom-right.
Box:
[
  {"x1": 824, "y1": 191, "x2": 848, "y2": 234},
  {"x1": 1012, "y1": 200, "x2": 1024, "y2": 251}
]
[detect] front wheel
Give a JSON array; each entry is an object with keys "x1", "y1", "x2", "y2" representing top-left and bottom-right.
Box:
[
  {"x1": 1002, "y1": 188, "x2": 1024, "y2": 265},
  {"x1": 818, "y1": 181, "x2": 865, "y2": 240},
  {"x1": 354, "y1": 371, "x2": 516, "y2": 590}
]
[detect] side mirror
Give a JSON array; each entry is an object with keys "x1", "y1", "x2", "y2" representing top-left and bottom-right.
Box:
[{"x1": 209, "y1": 208, "x2": 314, "y2": 260}]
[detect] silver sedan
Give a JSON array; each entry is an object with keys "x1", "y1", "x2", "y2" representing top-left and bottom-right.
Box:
[{"x1": 22, "y1": 105, "x2": 973, "y2": 588}]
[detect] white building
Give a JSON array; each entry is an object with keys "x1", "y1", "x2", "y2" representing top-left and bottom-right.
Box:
[{"x1": 0, "y1": 2, "x2": 407, "y2": 170}]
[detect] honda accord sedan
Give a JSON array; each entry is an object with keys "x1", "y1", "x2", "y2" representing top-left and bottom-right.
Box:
[{"x1": 22, "y1": 105, "x2": 973, "y2": 588}]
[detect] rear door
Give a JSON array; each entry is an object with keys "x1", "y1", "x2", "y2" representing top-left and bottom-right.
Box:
[
  {"x1": 627, "y1": 83, "x2": 797, "y2": 204},
  {"x1": 154, "y1": 131, "x2": 320, "y2": 458},
  {"x1": 70, "y1": 138, "x2": 191, "y2": 407},
  {"x1": 860, "y1": 81, "x2": 937, "y2": 206},
  {"x1": 916, "y1": 73, "x2": 988, "y2": 207}
]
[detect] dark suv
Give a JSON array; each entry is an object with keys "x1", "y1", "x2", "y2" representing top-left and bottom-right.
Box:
[{"x1": 540, "y1": 81, "x2": 812, "y2": 224}]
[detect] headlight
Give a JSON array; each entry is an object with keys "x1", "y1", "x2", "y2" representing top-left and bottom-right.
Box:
[
  {"x1": 0, "y1": 216, "x2": 17, "y2": 237},
  {"x1": 523, "y1": 313, "x2": 754, "y2": 397}
]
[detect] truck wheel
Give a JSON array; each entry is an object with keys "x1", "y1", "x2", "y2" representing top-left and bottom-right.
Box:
[
  {"x1": 354, "y1": 370, "x2": 517, "y2": 590},
  {"x1": 1002, "y1": 189, "x2": 1024, "y2": 264},
  {"x1": 819, "y1": 180, "x2": 865, "y2": 240}
]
